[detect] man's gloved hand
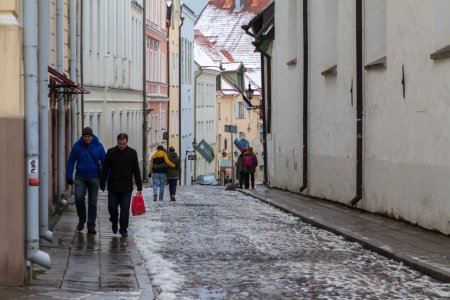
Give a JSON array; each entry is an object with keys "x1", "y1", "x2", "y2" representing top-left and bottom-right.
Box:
[
  {"x1": 148, "y1": 172, "x2": 152, "y2": 178},
  {"x1": 67, "y1": 178, "x2": 74, "y2": 185},
  {"x1": 100, "y1": 181, "x2": 105, "y2": 192}
]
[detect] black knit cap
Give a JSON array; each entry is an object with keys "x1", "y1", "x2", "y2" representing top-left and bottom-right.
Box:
[{"x1": 82, "y1": 127, "x2": 93, "y2": 137}]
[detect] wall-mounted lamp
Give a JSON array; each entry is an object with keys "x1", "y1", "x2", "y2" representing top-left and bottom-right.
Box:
[{"x1": 245, "y1": 82, "x2": 254, "y2": 100}]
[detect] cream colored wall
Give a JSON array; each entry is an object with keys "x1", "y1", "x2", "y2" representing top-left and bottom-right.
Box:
[
  {"x1": 0, "y1": 0, "x2": 22, "y2": 117},
  {"x1": 169, "y1": 0, "x2": 180, "y2": 152}
]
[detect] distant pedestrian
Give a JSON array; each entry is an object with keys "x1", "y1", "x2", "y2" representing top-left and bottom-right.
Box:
[
  {"x1": 66, "y1": 127, "x2": 106, "y2": 234},
  {"x1": 237, "y1": 148, "x2": 248, "y2": 189},
  {"x1": 101, "y1": 133, "x2": 142, "y2": 238},
  {"x1": 149, "y1": 145, "x2": 176, "y2": 201},
  {"x1": 243, "y1": 146, "x2": 258, "y2": 189},
  {"x1": 166, "y1": 146, "x2": 181, "y2": 201}
]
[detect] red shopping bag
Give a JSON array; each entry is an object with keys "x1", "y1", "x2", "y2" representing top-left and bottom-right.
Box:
[{"x1": 131, "y1": 192, "x2": 146, "y2": 216}]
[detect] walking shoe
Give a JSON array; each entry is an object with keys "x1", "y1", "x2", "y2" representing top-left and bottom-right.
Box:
[
  {"x1": 120, "y1": 230, "x2": 128, "y2": 238},
  {"x1": 77, "y1": 222, "x2": 85, "y2": 231},
  {"x1": 153, "y1": 194, "x2": 157, "y2": 201},
  {"x1": 170, "y1": 196, "x2": 176, "y2": 201},
  {"x1": 112, "y1": 223, "x2": 118, "y2": 234},
  {"x1": 87, "y1": 227, "x2": 97, "y2": 234}
]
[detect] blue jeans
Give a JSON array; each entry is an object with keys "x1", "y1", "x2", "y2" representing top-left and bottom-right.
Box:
[
  {"x1": 168, "y1": 179, "x2": 177, "y2": 197},
  {"x1": 74, "y1": 176, "x2": 99, "y2": 229},
  {"x1": 152, "y1": 173, "x2": 166, "y2": 200},
  {"x1": 108, "y1": 191, "x2": 132, "y2": 234}
]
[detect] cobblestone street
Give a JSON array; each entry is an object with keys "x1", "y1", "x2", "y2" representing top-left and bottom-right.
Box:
[{"x1": 133, "y1": 186, "x2": 450, "y2": 299}]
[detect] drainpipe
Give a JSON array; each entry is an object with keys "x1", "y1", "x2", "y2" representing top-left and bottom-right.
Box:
[
  {"x1": 70, "y1": 0, "x2": 77, "y2": 145},
  {"x1": 56, "y1": 0, "x2": 67, "y2": 206},
  {"x1": 179, "y1": 16, "x2": 185, "y2": 185},
  {"x1": 299, "y1": 0, "x2": 309, "y2": 193},
  {"x1": 80, "y1": 0, "x2": 85, "y2": 128},
  {"x1": 193, "y1": 70, "x2": 203, "y2": 178},
  {"x1": 38, "y1": 0, "x2": 53, "y2": 243},
  {"x1": 24, "y1": 0, "x2": 51, "y2": 269},
  {"x1": 351, "y1": 0, "x2": 363, "y2": 206},
  {"x1": 260, "y1": 54, "x2": 268, "y2": 185},
  {"x1": 167, "y1": 22, "x2": 171, "y2": 148},
  {"x1": 143, "y1": 0, "x2": 148, "y2": 182}
]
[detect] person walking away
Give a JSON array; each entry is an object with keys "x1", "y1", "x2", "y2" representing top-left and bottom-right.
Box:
[
  {"x1": 100, "y1": 133, "x2": 142, "y2": 238},
  {"x1": 66, "y1": 127, "x2": 106, "y2": 234},
  {"x1": 243, "y1": 146, "x2": 258, "y2": 189},
  {"x1": 149, "y1": 145, "x2": 176, "y2": 201},
  {"x1": 166, "y1": 146, "x2": 181, "y2": 201},
  {"x1": 237, "y1": 148, "x2": 248, "y2": 188}
]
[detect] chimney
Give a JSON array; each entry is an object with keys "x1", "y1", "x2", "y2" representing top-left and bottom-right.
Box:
[
  {"x1": 251, "y1": 0, "x2": 258, "y2": 6},
  {"x1": 224, "y1": 0, "x2": 232, "y2": 8}
]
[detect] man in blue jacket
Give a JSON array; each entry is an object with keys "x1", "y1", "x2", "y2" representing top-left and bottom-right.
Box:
[{"x1": 66, "y1": 127, "x2": 106, "y2": 234}]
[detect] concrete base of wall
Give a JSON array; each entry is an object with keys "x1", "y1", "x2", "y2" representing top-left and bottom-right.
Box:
[{"x1": 0, "y1": 117, "x2": 25, "y2": 285}]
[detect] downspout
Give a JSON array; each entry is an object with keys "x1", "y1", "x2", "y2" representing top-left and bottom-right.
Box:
[
  {"x1": 70, "y1": 0, "x2": 77, "y2": 145},
  {"x1": 80, "y1": 0, "x2": 85, "y2": 128},
  {"x1": 56, "y1": 0, "x2": 67, "y2": 206},
  {"x1": 299, "y1": 0, "x2": 309, "y2": 193},
  {"x1": 178, "y1": 16, "x2": 185, "y2": 185},
  {"x1": 38, "y1": 0, "x2": 53, "y2": 243},
  {"x1": 143, "y1": 0, "x2": 148, "y2": 182},
  {"x1": 260, "y1": 53, "x2": 268, "y2": 185},
  {"x1": 76, "y1": 0, "x2": 82, "y2": 133},
  {"x1": 167, "y1": 22, "x2": 170, "y2": 148},
  {"x1": 193, "y1": 70, "x2": 203, "y2": 178},
  {"x1": 24, "y1": 0, "x2": 51, "y2": 269},
  {"x1": 351, "y1": 0, "x2": 363, "y2": 206}
]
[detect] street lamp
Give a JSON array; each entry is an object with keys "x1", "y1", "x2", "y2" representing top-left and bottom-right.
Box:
[
  {"x1": 245, "y1": 82, "x2": 254, "y2": 100},
  {"x1": 184, "y1": 139, "x2": 197, "y2": 185}
]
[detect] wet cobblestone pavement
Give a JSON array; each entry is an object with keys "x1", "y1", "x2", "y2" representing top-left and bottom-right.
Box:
[{"x1": 132, "y1": 186, "x2": 450, "y2": 299}]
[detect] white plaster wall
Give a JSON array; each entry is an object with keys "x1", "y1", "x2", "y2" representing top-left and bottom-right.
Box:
[
  {"x1": 363, "y1": 0, "x2": 450, "y2": 233},
  {"x1": 180, "y1": 5, "x2": 196, "y2": 185},
  {"x1": 268, "y1": 0, "x2": 303, "y2": 191},
  {"x1": 308, "y1": 0, "x2": 356, "y2": 203}
]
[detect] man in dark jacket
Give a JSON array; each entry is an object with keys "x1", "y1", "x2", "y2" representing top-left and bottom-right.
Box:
[
  {"x1": 66, "y1": 127, "x2": 106, "y2": 234},
  {"x1": 166, "y1": 147, "x2": 181, "y2": 201},
  {"x1": 101, "y1": 133, "x2": 142, "y2": 237}
]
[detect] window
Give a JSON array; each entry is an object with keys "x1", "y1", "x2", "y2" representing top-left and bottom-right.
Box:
[
  {"x1": 431, "y1": 0, "x2": 450, "y2": 60},
  {"x1": 365, "y1": 0, "x2": 386, "y2": 65},
  {"x1": 224, "y1": 138, "x2": 228, "y2": 150},
  {"x1": 235, "y1": 102, "x2": 244, "y2": 119},
  {"x1": 288, "y1": 0, "x2": 298, "y2": 62},
  {"x1": 320, "y1": 0, "x2": 337, "y2": 72}
]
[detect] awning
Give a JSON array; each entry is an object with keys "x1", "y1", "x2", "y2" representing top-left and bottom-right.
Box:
[
  {"x1": 220, "y1": 159, "x2": 232, "y2": 169},
  {"x1": 48, "y1": 66, "x2": 88, "y2": 94}
]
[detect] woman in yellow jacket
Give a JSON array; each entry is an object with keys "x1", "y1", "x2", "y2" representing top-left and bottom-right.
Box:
[{"x1": 149, "y1": 145, "x2": 176, "y2": 201}]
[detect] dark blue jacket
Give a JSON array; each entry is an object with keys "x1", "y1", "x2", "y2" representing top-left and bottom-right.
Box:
[{"x1": 66, "y1": 135, "x2": 106, "y2": 180}]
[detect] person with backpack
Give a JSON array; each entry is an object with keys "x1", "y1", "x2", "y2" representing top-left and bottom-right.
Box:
[
  {"x1": 166, "y1": 146, "x2": 181, "y2": 201},
  {"x1": 66, "y1": 127, "x2": 106, "y2": 234},
  {"x1": 149, "y1": 145, "x2": 176, "y2": 201},
  {"x1": 243, "y1": 146, "x2": 258, "y2": 189}
]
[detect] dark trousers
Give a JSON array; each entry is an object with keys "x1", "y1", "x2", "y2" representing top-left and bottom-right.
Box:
[
  {"x1": 108, "y1": 191, "x2": 132, "y2": 233},
  {"x1": 250, "y1": 172, "x2": 255, "y2": 188},
  {"x1": 168, "y1": 179, "x2": 178, "y2": 197},
  {"x1": 74, "y1": 176, "x2": 99, "y2": 228},
  {"x1": 241, "y1": 172, "x2": 250, "y2": 189}
]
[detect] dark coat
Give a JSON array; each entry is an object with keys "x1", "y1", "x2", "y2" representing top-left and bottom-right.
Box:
[
  {"x1": 166, "y1": 152, "x2": 181, "y2": 179},
  {"x1": 66, "y1": 135, "x2": 106, "y2": 180},
  {"x1": 102, "y1": 146, "x2": 142, "y2": 192}
]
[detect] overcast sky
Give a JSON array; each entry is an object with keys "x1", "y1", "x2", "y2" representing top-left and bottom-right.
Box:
[{"x1": 182, "y1": 0, "x2": 209, "y2": 16}]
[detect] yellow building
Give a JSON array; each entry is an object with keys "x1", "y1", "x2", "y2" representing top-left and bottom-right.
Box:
[
  {"x1": 168, "y1": 0, "x2": 181, "y2": 153},
  {"x1": 217, "y1": 66, "x2": 262, "y2": 183}
]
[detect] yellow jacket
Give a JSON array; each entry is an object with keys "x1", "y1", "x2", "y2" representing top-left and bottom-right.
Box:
[{"x1": 149, "y1": 150, "x2": 176, "y2": 175}]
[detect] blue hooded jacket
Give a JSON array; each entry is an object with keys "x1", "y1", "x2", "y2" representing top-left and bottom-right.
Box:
[{"x1": 66, "y1": 135, "x2": 106, "y2": 180}]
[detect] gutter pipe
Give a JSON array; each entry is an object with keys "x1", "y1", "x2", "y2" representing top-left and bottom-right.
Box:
[
  {"x1": 299, "y1": 0, "x2": 309, "y2": 193},
  {"x1": 56, "y1": 0, "x2": 67, "y2": 206},
  {"x1": 178, "y1": 15, "x2": 184, "y2": 185},
  {"x1": 38, "y1": 0, "x2": 53, "y2": 243},
  {"x1": 143, "y1": 0, "x2": 148, "y2": 182},
  {"x1": 260, "y1": 53, "x2": 268, "y2": 184},
  {"x1": 24, "y1": 0, "x2": 51, "y2": 269},
  {"x1": 351, "y1": 0, "x2": 363, "y2": 206},
  {"x1": 80, "y1": 0, "x2": 85, "y2": 128},
  {"x1": 70, "y1": 0, "x2": 77, "y2": 145}
]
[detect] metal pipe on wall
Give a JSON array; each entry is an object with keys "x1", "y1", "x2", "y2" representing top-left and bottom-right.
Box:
[
  {"x1": 143, "y1": 0, "x2": 148, "y2": 182},
  {"x1": 24, "y1": 0, "x2": 51, "y2": 269},
  {"x1": 70, "y1": 0, "x2": 77, "y2": 145},
  {"x1": 56, "y1": 0, "x2": 66, "y2": 206},
  {"x1": 38, "y1": 0, "x2": 53, "y2": 243}
]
